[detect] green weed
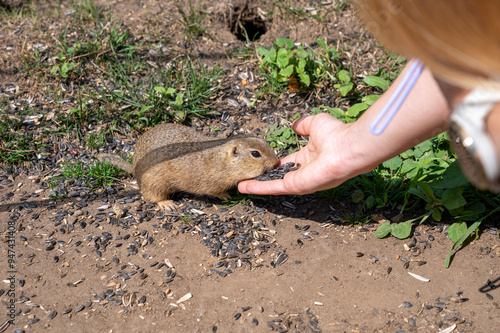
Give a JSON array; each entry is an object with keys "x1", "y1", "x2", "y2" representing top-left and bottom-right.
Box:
[
  {"x1": 86, "y1": 131, "x2": 106, "y2": 149},
  {"x1": 69, "y1": 0, "x2": 107, "y2": 23},
  {"x1": 0, "y1": 115, "x2": 45, "y2": 165},
  {"x1": 265, "y1": 123, "x2": 305, "y2": 153},
  {"x1": 50, "y1": 159, "x2": 125, "y2": 192},
  {"x1": 271, "y1": 0, "x2": 328, "y2": 23},
  {"x1": 94, "y1": 55, "x2": 224, "y2": 130},
  {"x1": 179, "y1": 214, "x2": 192, "y2": 225},
  {"x1": 50, "y1": 26, "x2": 134, "y2": 78},
  {"x1": 257, "y1": 38, "x2": 342, "y2": 95},
  {"x1": 173, "y1": 0, "x2": 208, "y2": 42}
]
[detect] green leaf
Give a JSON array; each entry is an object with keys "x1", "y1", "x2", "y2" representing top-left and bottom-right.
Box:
[
  {"x1": 432, "y1": 208, "x2": 442, "y2": 221},
  {"x1": 139, "y1": 105, "x2": 153, "y2": 114},
  {"x1": 391, "y1": 220, "x2": 412, "y2": 239},
  {"x1": 417, "y1": 182, "x2": 437, "y2": 202},
  {"x1": 444, "y1": 221, "x2": 481, "y2": 268},
  {"x1": 335, "y1": 82, "x2": 354, "y2": 97},
  {"x1": 166, "y1": 87, "x2": 176, "y2": 94},
  {"x1": 276, "y1": 37, "x2": 294, "y2": 48},
  {"x1": 361, "y1": 94, "x2": 381, "y2": 106},
  {"x1": 154, "y1": 86, "x2": 167, "y2": 94},
  {"x1": 400, "y1": 160, "x2": 418, "y2": 175},
  {"x1": 276, "y1": 48, "x2": 289, "y2": 69},
  {"x1": 400, "y1": 149, "x2": 414, "y2": 159},
  {"x1": 311, "y1": 107, "x2": 322, "y2": 115},
  {"x1": 296, "y1": 58, "x2": 306, "y2": 73},
  {"x1": 175, "y1": 92, "x2": 184, "y2": 106},
  {"x1": 257, "y1": 46, "x2": 269, "y2": 57},
  {"x1": 408, "y1": 188, "x2": 427, "y2": 202},
  {"x1": 364, "y1": 75, "x2": 389, "y2": 90},
  {"x1": 296, "y1": 48, "x2": 307, "y2": 59},
  {"x1": 279, "y1": 65, "x2": 294, "y2": 77},
  {"x1": 413, "y1": 140, "x2": 433, "y2": 158},
  {"x1": 347, "y1": 103, "x2": 368, "y2": 117},
  {"x1": 317, "y1": 38, "x2": 327, "y2": 50},
  {"x1": 447, "y1": 222, "x2": 468, "y2": 243},
  {"x1": 431, "y1": 161, "x2": 469, "y2": 189},
  {"x1": 61, "y1": 63, "x2": 70, "y2": 78},
  {"x1": 265, "y1": 47, "x2": 276, "y2": 63},
  {"x1": 50, "y1": 65, "x2": 60, "y2": 75},
  {"x1": 338, "y1": 69, "x2": 351, "y2": 83},
  {"x1": 298, "y1": 72, "x2": 310, "y2": 86},
  {"x1": 366, "y1": 195, "x2": 375, "y2": 209},
  {"x1": 382, "y1": 156, "x2": 403, "y2": 171},
  {"x1": 375, "y1": 221, "x2": 392, "y2": 238},
  {"x1": 351, "y1": 190, "x2": 364, "y2": 203},
  {"x1": 442, "y1": 187, "x2": 467, "y2": 210},
  {"x1": 175, "y1": 110, "x2": 185, "y2": 120},
  {"x1": 321, "y1": 106, "x2": 345, "y2": 118}
]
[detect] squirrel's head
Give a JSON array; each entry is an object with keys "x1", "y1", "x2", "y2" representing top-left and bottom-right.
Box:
[{"x1": 225, "y1": 137, "x2": 278, "y2": 180}]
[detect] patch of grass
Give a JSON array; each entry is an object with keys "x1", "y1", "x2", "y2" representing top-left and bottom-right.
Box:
[
  {"x1": 333, "y1": 0, "x2": 351, "y2": 13},
  {"x1": 54, "y1": 93, "x2": 108, "y2": 139},
  {"x1": 0, "y1": 115, "x2": 46, "y2": 166},
  {"x1": 271, "y1": 0, "x2": 327, "y2": 23},
  {"x1": 0, "y1": 0, "x2": 36, "y2": 19},
  {"x1": 50, "y1": 25, "x2": 135, "y2": 79},
  {"x1": 93, "y1": 55, "x2": 224, "y2": 130},
  {"x1": 85, "y1": 131, "x2": 106, "y2": 150},
  {"x1": 173, "y1": 0, "x2": 208, "y2": 42},
  {"x1": 69, "y1": 0, "x2": 108, "y2": 23},
  {"x1": 49, "y1": 159, "x2": 125, "y2": 193}
]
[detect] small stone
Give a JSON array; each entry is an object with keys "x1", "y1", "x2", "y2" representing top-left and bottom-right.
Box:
[{"x1": 402, "y1": 301, "x2": 413, "y2": 308}]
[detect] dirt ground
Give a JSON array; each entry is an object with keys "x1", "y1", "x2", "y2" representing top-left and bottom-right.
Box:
[{"x1": 0, "y1": 1, "x2": 499, "y2": 333}]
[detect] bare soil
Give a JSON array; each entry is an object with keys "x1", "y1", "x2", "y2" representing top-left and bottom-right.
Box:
[{"x1": 0, "y1": 1, "x2": 499, "y2": 333}]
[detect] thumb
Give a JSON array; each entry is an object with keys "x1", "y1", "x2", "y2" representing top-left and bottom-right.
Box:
[
  {"x1": 292, "y1": 113, "x2": 334, "y2": 136},
  {"x1": 292, "y1": 115, "x2": 314, "y2": 137}
]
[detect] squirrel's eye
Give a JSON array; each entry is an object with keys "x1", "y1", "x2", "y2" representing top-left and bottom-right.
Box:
[{"x1": 250, "y1": 150, "x2": 262, "y2": 158}]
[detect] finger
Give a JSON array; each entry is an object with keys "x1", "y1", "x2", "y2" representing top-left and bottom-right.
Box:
[
  {"x1": 238, "y1": 179, "x2": 290, "y2": 195},
  {"x1": 292, "y1": 115, "x2": 314, "y2": 136}
]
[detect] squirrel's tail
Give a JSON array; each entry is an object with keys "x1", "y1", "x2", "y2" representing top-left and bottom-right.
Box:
[{"x1": 98, "y1": 153, "x2": 134, "y2": 174}]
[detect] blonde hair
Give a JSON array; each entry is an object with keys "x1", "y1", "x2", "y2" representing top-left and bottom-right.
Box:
[{"x1": 355, "y1": 0, "x2": 500, "y2": 89}]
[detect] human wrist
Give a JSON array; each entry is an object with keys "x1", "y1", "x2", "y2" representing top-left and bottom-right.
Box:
[{"x1": 340, "y1": 122, "x2": 382, "y2": 178}]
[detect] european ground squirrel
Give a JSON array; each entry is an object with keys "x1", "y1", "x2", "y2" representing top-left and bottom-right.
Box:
[{"x1": 99, "y1": 123, "x2": 278, "y2": 211}]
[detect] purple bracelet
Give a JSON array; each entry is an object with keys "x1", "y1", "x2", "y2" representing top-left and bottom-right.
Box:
[{"x1": 370, "y1": 59, "x2": 424, "y2": 135}]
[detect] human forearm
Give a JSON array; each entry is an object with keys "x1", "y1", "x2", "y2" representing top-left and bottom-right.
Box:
[{"x1": 341, "y1": 60, "x2": 450, "y2": 176}]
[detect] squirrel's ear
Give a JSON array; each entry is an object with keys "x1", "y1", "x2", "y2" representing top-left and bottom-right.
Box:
[{"x1": 229, "y1": 145, "x2": 238, "y2": 156}]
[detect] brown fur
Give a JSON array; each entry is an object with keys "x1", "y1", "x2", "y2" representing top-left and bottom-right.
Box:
[{"x1": 99, "y1": 123, "x2": 278, "y2": 208}]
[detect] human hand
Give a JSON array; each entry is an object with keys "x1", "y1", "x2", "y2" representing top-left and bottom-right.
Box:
[{"x1": 238, "y1": 113, "x2": 363, "y2": 195}]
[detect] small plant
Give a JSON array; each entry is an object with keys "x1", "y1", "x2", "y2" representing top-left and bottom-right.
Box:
[
  {"x1": 258, "y1": 38, "x2": 347, "y2": 93},
  {"x1": 50, "y1": 27, "x2": 133, "y2": 78},
  {"x1": 173, "y1": 0, "x2": 208, "y2": 42},
  {"x1": 179, "y1": 214, "x2": 192, "y2": 225},
  {"x1": 265, "y1": 123, "x2": 305, "y2": 152},
  {"x1": 0, "y1": 115, "x2": 46, "y2": 165},
  {"x1": 69, "y1": 0, "x2": 107, "y2": 23},
  {"x1": 50, "y1": 159, "x2": 125, "y2": 193},
  {"x1": 257, "y1": 38, "x2": 314, "y2": 90},
  {"x1": 86, "y1": 131, "x2": 106, "y2": 149}
]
